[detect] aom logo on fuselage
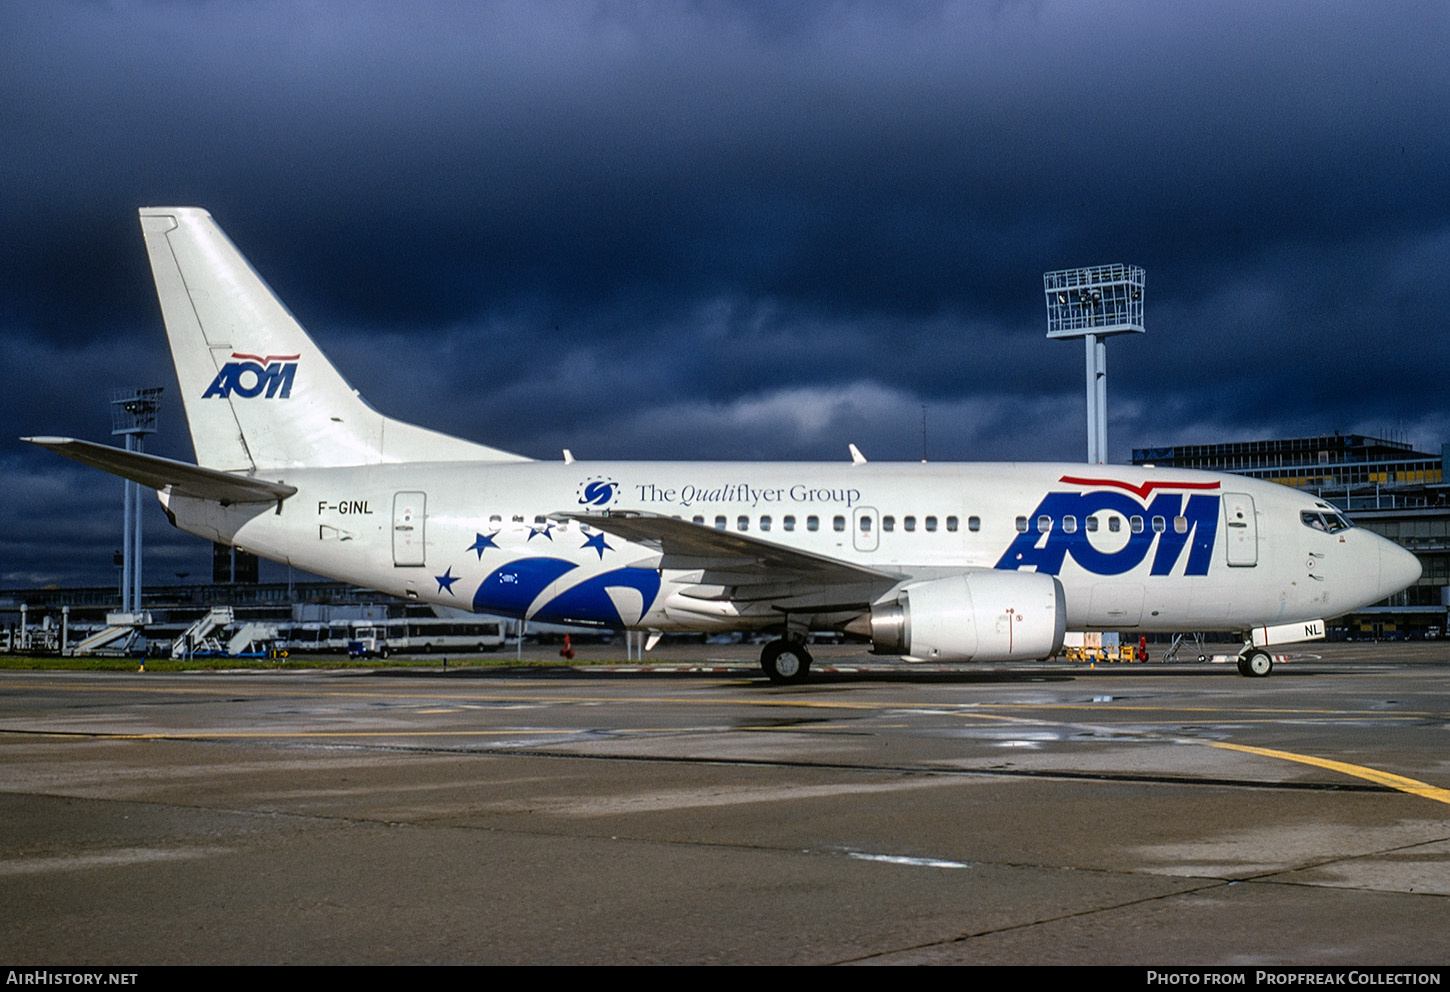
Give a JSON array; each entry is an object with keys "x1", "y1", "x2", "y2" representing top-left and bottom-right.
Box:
[
  {"x1": 996, "y1": 477, "x2": 1221, "y2": 577},
  {"x1": 202, "y1": 352, "x2": 299, "y2": 399}
]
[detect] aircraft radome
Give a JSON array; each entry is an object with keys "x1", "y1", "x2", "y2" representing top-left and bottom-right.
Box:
[{"x1": 24, "y1": 208, "x2": 1423, "y2": 682}]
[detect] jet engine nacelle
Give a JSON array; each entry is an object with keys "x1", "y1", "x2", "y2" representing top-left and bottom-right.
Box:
[{"x1": 867, "y1": 571, "x2": 1067, "y2": 661}]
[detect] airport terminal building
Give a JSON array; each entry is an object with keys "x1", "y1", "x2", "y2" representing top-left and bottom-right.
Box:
[{"x1": 1133, "y1": 433, "x2": 1450, "y2": 637}]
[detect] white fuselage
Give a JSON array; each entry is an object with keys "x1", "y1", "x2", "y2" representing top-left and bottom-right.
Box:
[{"x1": 159, "y1": 459, "x2": 1418, "y2": 636}]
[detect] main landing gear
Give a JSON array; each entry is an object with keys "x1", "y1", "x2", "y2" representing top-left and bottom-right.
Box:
[
  {"x1": 1236, "y1": 648, "x2": 1273, "y2": 677},
  {"x1": 760, "y1": 638, "x2": 812, "y2": 684}
]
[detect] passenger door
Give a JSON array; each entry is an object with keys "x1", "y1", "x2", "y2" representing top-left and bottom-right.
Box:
[
  {"x1": 1223, "y1": 493, "x2": 1258, "y2": 567},
  {"x1": 393, "y1": 491, "x2": 426, "y2": 567}
]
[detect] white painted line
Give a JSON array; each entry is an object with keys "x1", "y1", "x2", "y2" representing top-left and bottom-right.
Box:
[{"x1": 847, "y1": 852, "x2": 969, "y2": 869}]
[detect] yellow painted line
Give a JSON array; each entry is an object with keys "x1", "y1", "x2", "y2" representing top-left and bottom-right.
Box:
[
  {"x1": 1205, "y1": 741, "x2": 1450, "y2": 805},
  {"x1": 5, "y1": 679, "x2": 1442, "y2": 721},
  {"x1": 8, "y1": 676, "x2": 1450, "y2": 805},
  {"x1": 11, "y1": 728, "x2": 601, "y2": 740},
  {"x1": 966, "y1": 701, "x2": 1450, "y2": 718},
  {"x1": 1, "y1": 725, "x2": 709, "y2": 741}
]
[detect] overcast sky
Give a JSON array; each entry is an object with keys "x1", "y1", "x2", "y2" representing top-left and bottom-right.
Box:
[{"x1": 4, "y1": 0, "x2": 1450, "y2": 588}]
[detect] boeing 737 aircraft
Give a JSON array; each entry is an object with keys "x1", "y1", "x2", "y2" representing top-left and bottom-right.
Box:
[{"x1": 25, "y1": 208, "x2": 1422, "y2": 681}]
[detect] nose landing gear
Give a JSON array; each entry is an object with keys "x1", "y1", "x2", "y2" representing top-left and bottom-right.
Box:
[{"x1": 1236, "y1": 648, "x2": 1273, "y2": 677}]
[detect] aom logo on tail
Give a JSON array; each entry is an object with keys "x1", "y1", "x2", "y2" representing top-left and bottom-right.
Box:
[
  {"x1": 202, "y1": 353, "x2": 299, "y2": 399},
  {"x1": 996, "y1": 476, "x2": 1221, "y2": 577}
]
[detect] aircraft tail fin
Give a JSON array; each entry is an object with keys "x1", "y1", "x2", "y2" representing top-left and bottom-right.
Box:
[{"x1": 138, "y1": 207, "x2": 528, "y2": 471}]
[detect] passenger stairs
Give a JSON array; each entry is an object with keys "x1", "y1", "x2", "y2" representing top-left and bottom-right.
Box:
[
  {"x1": 172, "y1": 607, "x2": 234, "y2": 658},
  {"x1": 70, "y1": 612, "x2": 151, "y2": 656},
  {"x1": 225, "y1": 622, "x2": 279, "y2": 657}
]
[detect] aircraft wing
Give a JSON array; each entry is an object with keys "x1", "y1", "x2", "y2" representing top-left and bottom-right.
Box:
[
  {"x1": 23, "y1": 437, "x2": 297, "y2": 505},
  {"x1": 558, "y1": 509, "x2": 897, "y2": 589}
]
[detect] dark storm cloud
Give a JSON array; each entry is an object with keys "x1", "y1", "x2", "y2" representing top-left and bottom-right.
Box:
[{"x1": 4, "y1": 1, "x2": 1450, "y2": 584}]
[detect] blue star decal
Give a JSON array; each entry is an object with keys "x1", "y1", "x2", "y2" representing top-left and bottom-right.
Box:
[
  {"x1": 527, "y1": 522, "x2": 555, "y2": 542},
  {"x1": 581, "y1": 532, "x2": 612, "y2": 559},
  {"x1": 467, "y1": 531, "x2": 500, "y2": 559},
  {"x1": 435, "y1": 567, "x2": 459, "y2": 596}
]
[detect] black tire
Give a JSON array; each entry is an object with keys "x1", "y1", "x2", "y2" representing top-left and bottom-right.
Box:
[
  {"x1": 1239, "y1": 649, "x2": 1272, "y2": 677},
  {"x1": 760, "y1": 639, "x2": 812, "y2": 684}
]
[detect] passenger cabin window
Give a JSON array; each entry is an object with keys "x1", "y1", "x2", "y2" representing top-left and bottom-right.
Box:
[
  {"x1": 1152, "y1": 516, "x2": 1166, "y2": 533},
  {"x1": 833, "y1": 515, "x2": 846, "y2": 532},
  {"x1": 1108, "y1": 516, "x2": 1121, "y2": 533},
  {"x1": 947, "y1": 516, "x2": 959, "y2": 532},
  {"x1": 714, "y1": 515, "x2": 727, "y2": 530},
  {"x1": 904, "y1": 516, "x2": 916, "y2": 532},
  {"x1": 1037, "y1": 515, "x2": 1052, "y2": 533},
  {"x1": 783, "y1": 515, "x2": 796, "y2": 532},
  {"x1": 808, "y1": 516, "x2": 820, "y2": 532},
  {"x1": 925, "y1": 516, "x2": 938, "y2": 532},
  {"x1": 760, "y1": 515, "x2": 772, "y2": 531},
  {"x1": 1085, "y1": 516, "x2": 1098, "y2": 532},
  {"x1": 1062, "y1": 515, "x2": 1077, "y2": 534},
  {"x1": 489, "y1": 514, "x2": 502, "y2": 523},
  {"x1": 968, "y1": 516, "x2": 980, "y2": 532},
  {"x1": 883, "y1": 515, "x2": 895, "y2": 532},
  {"x1": 858, "y1": 516, "x2": 872, "y2": 533},
  {"x1": 692, "y1": 515, "x2": 704, "y2": 525},
  {"x1": 1015, "y1": 516, "x2": 1028, "y2": 533},
  {"x1": 1130, "y1": 516, "x2": 1144, "y2": 534},
  {"x1": 1173, "y1": 516, "x2": 1188, "y2": 534},
  {"x1": 737, "y1": 515, "x2": 749, "y2": 531}
]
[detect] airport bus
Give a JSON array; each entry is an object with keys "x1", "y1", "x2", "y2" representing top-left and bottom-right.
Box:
[{"x1": 347, "y1": 617, "x2": 508, "y2": 657}]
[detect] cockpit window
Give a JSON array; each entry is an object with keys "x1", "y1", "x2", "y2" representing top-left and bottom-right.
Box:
[{"x1": 1301, "y1": 510, "x2": 1352, "y2": 534}]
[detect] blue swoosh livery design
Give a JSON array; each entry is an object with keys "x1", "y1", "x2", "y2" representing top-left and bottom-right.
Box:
[
  {"x1": 473, "y1": 557, "x2": 579, "y2": 616},
  {"x1": 472, "y1": 557, "x2": 661, "y2": 628},
  {"x1": 532, "y1": 567, "x2": 661, "y2": 626}
]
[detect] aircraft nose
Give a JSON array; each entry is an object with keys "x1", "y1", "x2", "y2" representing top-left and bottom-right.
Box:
[{"x1": 1378, "y1": 539, "x2": 1422, "y2": 599}]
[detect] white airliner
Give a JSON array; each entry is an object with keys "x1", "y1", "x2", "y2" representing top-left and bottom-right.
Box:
[{"x1": 25, "y1": 208, "x2": 1422, "y2": 681}]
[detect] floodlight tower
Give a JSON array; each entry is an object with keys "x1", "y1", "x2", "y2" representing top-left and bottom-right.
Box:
[
  {"x1": 111, "y1": 387, "x2": 163, "y2": 615},
  {"x1": 1044, "y1": 264, "x2": 1144, "y2": 464}
]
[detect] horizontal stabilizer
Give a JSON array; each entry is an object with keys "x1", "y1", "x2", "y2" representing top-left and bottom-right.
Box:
[{"x1": 22, "y1": 437, "x2": 297, "y2": 505}]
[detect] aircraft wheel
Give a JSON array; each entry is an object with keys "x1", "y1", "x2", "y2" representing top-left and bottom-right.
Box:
[
  {"x1": 761, "y1": 639, "x2": 812, "y2": 684},
  {"x1": 1239, "y1": 649, "x2": 1273, "y2": 677}
]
